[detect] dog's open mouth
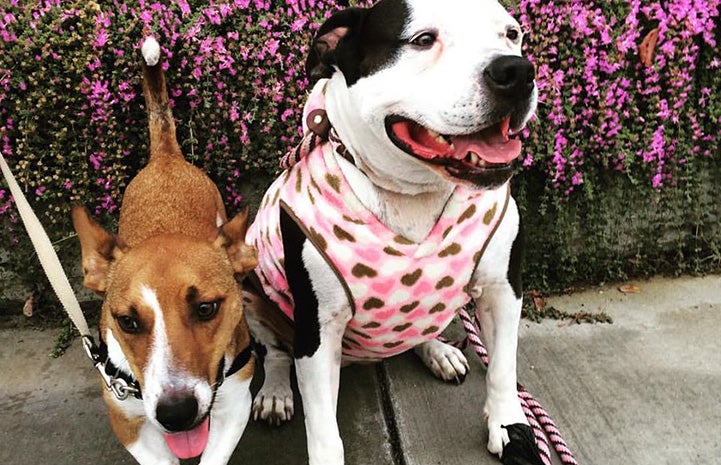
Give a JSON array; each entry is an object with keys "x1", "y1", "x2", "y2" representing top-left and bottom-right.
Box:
[
  {"x1": 163, "y1": 416, "x2": 210, "y2": 459},
  {"x1": 385, "y1": 116, "x2": 521, "y2": 184}
]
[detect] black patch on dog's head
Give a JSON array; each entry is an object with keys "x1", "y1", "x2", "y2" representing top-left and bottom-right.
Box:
[{"x1": 306, "y1": 0, "x2": 409, "y2": 86}]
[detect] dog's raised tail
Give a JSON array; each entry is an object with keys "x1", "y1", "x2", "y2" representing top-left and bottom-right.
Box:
[{"x1": 141, "y1": 37, "x2": 181, "y2": 159}]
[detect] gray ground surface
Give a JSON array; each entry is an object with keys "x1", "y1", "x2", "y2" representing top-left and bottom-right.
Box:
[{"x1": 1, "y1": 275, "x2": 719, "y2": 465}]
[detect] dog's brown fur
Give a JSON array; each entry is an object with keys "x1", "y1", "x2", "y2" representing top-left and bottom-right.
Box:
[{"x1": 72, "y1": 42, "x2": 257, "y2": 454}]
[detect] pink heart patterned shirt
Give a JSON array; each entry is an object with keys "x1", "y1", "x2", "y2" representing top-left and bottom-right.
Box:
[{"x1": 247, "y1": 80, "x2": 510, "y2": 360}]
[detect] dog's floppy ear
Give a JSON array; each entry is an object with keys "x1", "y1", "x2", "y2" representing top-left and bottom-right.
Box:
[
  {"x1": 214, "y1": 206, "x2": 258, "y2": 280},
  {"x1": 305, "y1": 7, "x2": 366, "y2": 82},
  {"x1": 71, "y1": 205, "x2": 124, "y2": 295}
]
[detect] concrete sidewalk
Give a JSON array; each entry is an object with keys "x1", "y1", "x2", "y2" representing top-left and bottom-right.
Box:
[{"x1": 1, "y1": 275, "x2": 719, "y2": 464}]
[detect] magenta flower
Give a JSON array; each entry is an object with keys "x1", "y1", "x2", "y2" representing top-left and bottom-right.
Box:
[{"x1": 0, "y1": 0, "x2": 718, "y2": 237}]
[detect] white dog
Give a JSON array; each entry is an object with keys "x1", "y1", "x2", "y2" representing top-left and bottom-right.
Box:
[{"x1": 244, "y1": 0, "x2": 540, "y2": 463}]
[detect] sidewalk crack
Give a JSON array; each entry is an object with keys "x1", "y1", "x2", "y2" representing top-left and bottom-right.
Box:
[{"x1": 376, "y1": 362, "x2": 407, "y2": 465}]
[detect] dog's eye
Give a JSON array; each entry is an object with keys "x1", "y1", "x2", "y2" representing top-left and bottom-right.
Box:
[
  {"x1": 409, "y1": 32, "x2": 436, "y2": 48},
  {"x1": 196, "y1": 301, "x2": 221, "y2": 321},
  {"x1": 506, "y1": 27, "x2": 521, "y2": 42},
  {"x1": 117, "y1": 315, "x2": 142, "y2": 334}
]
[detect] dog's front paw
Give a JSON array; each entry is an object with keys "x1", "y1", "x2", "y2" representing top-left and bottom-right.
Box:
[
  {"x1": 414, "y1": 339, "x2": 470, "y2": 384},
  {"x1": 252, "y1": 388, "x2": 294, "y2": 425},
  {"x1": 487, "y1": 419, "x2": 511, "y2": 457},
  {"x1": 484, "y1": 398, "x2": 528, "y2": 457}
]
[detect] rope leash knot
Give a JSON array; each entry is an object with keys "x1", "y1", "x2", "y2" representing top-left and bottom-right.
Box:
[{"x1": 440, "y1": 307, "x2": 579, "y2": 465}]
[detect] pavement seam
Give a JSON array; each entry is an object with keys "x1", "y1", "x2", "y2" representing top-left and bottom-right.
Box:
[{"x1": 376, "y1": 362, "x2": 408, "y2": 465}]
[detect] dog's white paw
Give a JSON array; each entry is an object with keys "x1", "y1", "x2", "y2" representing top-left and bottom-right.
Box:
[
  {"x1": 252, "y1": 386, "x2": 294, "y2": 425},
  {"x1": 484, "y1": 397, "x2": 528, "y2": 456},
  {"x1": 487, "y1": 420, "x2": 511, "y2": 457},
  {"x1": 414, "y1": 339, "x2": 470, "y2": 384}
]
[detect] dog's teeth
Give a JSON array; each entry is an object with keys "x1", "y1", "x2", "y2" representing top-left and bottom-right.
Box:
[
  {"x1": 427, "y1": 128, "x2": 449, "y2": 145},
  {"x1": 500, "y1": 117, "x2": 511, "y2": 140},
  {"x1": 464, "y1": 152, "x2": 487, "y2": 167}
]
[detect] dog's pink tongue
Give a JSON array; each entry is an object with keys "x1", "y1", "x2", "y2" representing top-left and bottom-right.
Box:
[
  {"x1": 163, "y1": 417, "x2": 210, "y2": 459},
  {"x1": 451, "y1": 118, "x2": 521, "y2": 164},
  {"x1": 452, "y1": 135, "x2": 522, "y2": 164}
]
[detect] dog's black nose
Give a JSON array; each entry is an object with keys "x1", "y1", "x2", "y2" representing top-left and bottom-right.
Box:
[
  {"x1": 483, "y1": 56, "x2": 535, "y2": 99},
  {"x1": 156, "y1": 394, "x2": 199, "y2": 432}
]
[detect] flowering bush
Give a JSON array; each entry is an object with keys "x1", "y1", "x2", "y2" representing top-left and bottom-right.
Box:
[
  {"x1": 514, "y1": 0, "x2": 720, "y2": 193},
  {"x1": 1, "y1": 0, "x2": 346, "y2": 226},
  {"x1": 0, "y1": 0, "x2": 719, "y2": 301}
]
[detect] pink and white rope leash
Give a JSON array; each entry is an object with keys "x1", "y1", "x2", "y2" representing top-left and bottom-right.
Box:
[{"x1": 440, "y1": 307, "x2": 578, "y2": 465}]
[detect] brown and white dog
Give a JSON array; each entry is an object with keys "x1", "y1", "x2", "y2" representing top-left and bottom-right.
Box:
[
  {"x1": 72, "y1": 37, "x2": 257, "y2": 465},
  {"x1": 244, "y1": 0, "x2": 542, "y2": 464}
]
